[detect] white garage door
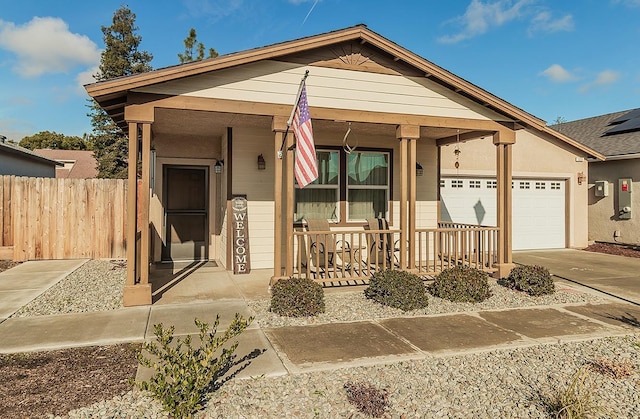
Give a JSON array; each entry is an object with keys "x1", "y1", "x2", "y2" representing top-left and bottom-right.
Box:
[{"x1": 440, "y1": 177, "x2": 565, "y2": 250}]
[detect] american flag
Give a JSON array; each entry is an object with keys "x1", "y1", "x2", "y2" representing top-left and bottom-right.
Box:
[{"x1": 292, "y1": 81, "x2": 318, "y2": 188}]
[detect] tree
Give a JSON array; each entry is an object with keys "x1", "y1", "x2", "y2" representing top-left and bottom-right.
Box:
[
  {"x1": 88, "y1": 6, "x2": 153, "y2": 178},
  {"x1": 551, "y1": 116, "x2": 567, "y2": 125},
  {"x1": 178, "y1": 28, "x2": 218, "y2": 64},
  {"x1": 19, "y1": 131, "x2": 89, "y2": 150}
]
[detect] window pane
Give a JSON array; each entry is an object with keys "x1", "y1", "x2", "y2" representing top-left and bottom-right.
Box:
[
  {"x1": 348, "y1": 189, "x2": 387, "y2": 220},
  {"x1": 295, "y1": 188, "x2": 338, "y2": 222},
  {"x1": 313, "y1": 151, "x2": 339, "y2": 185},
  {"x1": 347, "y1": 152, "x2": 388, "y2": 186}
]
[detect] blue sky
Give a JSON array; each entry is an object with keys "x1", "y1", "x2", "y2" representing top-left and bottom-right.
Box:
[{"x1": 1, "y1": 0, "x2": 639, "y2": 141}]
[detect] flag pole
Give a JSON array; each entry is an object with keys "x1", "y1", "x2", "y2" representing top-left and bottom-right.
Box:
[{"x1": 278, "y1": 70, "x2": 309, "y2": 159}]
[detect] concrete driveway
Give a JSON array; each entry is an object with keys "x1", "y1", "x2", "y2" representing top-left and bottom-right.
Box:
[{"x1": 514, "y1": 249, "x2": 640, "y2": 305}]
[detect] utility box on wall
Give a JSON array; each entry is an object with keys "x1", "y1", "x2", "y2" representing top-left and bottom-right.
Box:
[
  {"x1": 594, "y1": 180, "x2": 609, "y2": 197},
  {"x1": 618, "y1": 178, "x2": 632, "y2": 219}
]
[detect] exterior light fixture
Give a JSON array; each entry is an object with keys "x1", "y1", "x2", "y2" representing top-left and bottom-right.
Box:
[
  {"x1": 416, "y1": 162, "x2": 424, "y2": 176},
  {"x1": 214, "y1": 160, "x2": 224, "y2": 174},
  {"x1": 257, "y1": 154, "x2": 266, "y2": 170},
  {"x1": 577, "y1": 171, "x2": 586, "y2": 185}
]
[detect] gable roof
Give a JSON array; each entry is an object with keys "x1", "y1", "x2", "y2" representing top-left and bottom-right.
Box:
[
  {"x1": 0, "y1": 140, "x2": 61, "y2": 167},
  {"x1": 552, "y1": 108, "x2": 640, "y2": 158},
  {"x1": 33, "y1": 149, "x2": 98, "y2": 178},
  {"x1": 85, "y1": 24, "x2": 604, "y2": 160}
]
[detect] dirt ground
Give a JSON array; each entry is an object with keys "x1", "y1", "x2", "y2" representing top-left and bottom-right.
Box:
[
  {"x1": 0, "y1": 344, "x2": 140, "y2": 418},
  {"x1": 0, "y1": 260, "x2": 20, "y2": 273},
  {"x1": 583, "y1": 242, "x2": 640, "y2": 258}
]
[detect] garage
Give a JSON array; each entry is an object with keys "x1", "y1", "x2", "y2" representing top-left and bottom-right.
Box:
[{"x1": 440, "y1": 177, "x2": 566, "y2": 250}]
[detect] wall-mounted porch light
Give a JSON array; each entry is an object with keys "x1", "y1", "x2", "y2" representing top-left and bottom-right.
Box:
[
  {"x1": 577, "y1": 171, "x2": 586, "y2": 185},
  {"x1": 416, "y1": 162, "x2": 424, "y2": 176},
  {"x1": 214, "y1": 160, "x2": 224, "y2": 174},
  {"x1": 257, "y1": 154, "x2": 266, "y2": 170}
]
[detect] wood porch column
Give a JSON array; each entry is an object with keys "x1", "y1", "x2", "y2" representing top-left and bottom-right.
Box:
[
  {"x1": 285, "y1": 130, "x2": 295, "y2": 277},
  {"x1": 272, "y1": 117, "x2": 287, "y2": 282},
  {"x1": 396, "y1": 125, "x2": 420, "y2": 270},
  {"x1": 493, "y1": 130, "x2": 515, "y2": 278},
  {"x1": 124, "y1": 121, "x2": 152, "y2": 306}
]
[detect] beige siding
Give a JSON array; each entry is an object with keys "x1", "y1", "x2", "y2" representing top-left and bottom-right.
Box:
[
  {"x1": 135, "y1": 60, "x2": 508, "y2": 121},
  {"x1": 231, "y1": 126, "x2": 275, "y2": 269},
  {"x1": 440, "y1": 128, "x2": 590, "y2": 248},
  {"x1": 588, "y1": 160, "x2": 640, "y2": 244}
]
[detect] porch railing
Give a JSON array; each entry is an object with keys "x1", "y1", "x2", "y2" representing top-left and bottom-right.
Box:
[{"x1": 291, "y1": 223, "x2": 499, "y2": 284}]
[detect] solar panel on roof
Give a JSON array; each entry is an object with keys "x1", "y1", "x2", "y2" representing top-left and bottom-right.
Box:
[
  {"x1": 609, "y1": 108, "x2": 640, "y2": 124},
  {"x1": 604, "y1": 115, "x2": 640, "y2": 135}
]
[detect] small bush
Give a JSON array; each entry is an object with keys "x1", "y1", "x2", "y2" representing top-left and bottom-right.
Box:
[
  {"x1": 364, "y1": 269, "x2": 429, "y2": 311},
  {"x1": 344, "y1": 381, "x2": 389, "y2": 418},
  {"x1": 270, "y1": 277, "x2": 325, "y2": 317},
  {"x1": 430, "y1": 266, "x2": 492, "y2": 303},
  {"x1": 500, "y1": 264, "x2": 555, "y2": 296},
  {"x1": 135, "y1": 314, "x2": 252, "y2": 418},
  {"x1": 588, "y1": 357, "x2": 634, "y2": 379},
  {"x1": 544, "y1": 367, "x2": 606, "y2": 418}
]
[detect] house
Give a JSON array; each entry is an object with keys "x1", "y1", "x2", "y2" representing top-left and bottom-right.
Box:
[
  {"x1": 33, "y1": 149, "x2": 99, "y2": 178},
  {"x1": 0, "y1": 138, "x2": 60, "y2": 177},
  {"x1": 552, "y1": 109, "x2": 640, "y2": 245},
  {"x1": 85, "y1": 25, "x2": 603, "y2": 306}
]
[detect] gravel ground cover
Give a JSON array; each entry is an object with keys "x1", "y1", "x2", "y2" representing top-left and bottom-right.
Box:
[
  {"x1": 10, "y1": 259, "x2": 126, "y2": 318},
  {"x1": 1, "y1": 255, "x2": 639, "y2": 418}
]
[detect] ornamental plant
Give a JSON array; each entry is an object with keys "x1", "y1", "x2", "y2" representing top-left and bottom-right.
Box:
[
  {"x1": 270, "y1": 276, "x2": 325, "y2": 317},
  {"x1": 364, "y1": 269, "x2": 429, "y2": 311},
  {"x1": 500, "y1": 264, "x2": 555, "y2": 296},
  {"x1": 430, "y1": 266, "x2": 492, "y2": 303},
  {"x1": 135, "y1": 314, "x2": 252, "y2": 418}
]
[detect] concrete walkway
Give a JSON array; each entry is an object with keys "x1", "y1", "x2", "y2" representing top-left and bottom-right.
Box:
[
  {"x1": 1, "y1": 256, "x2": 640, "y2": 381},
  {"x1": 514, "y1": 249, "x2": 640, "y2": 305},
  {"x1": 0, "y1": 259, "x2": 88, "y2": 320}
]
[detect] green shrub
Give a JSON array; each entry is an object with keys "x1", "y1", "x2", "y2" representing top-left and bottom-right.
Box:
[
  {"x1": 364, "y1": 269, "x2": 429, "y2": 311},
  {"x1": 500, "y1": 264, "x2": 555, "y2": 296},
  {"x1": 430, "y1": 266, "x2": 492, "y2": 303},
  {"x1": 134, "y1": 314, "x2": 252, "y2": 418},
  {"x1": 270, "y1": 277, "x2": 325, "y2": 317}
]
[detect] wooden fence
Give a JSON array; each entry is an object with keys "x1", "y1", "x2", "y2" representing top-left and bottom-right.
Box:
[{"x1": 0, "y1": 175, "x2": 127, "y2": 261}]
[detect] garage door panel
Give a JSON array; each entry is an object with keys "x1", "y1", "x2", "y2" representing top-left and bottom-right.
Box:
[{"x1": 441, "y1": 177, "x2": 565, "y2": 250}]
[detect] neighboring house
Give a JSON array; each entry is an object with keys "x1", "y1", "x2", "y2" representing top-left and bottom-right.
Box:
[
  {"x1": 85, "y1": 25, "x2": 603, "y2": 306},
  {"x1": 0, "y1": 138, "x2": 60, "y2": 177},
  {"x1": 33, "y1": 149, "x2": 98, "y2": 178},
  {"x1": 552, "y1": 109, "x2": 640, "y2": 245}
]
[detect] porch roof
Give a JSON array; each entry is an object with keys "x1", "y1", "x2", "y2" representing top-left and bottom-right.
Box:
[{"x1": 85, "y1": 24, "x2": 604, "y2": 160}]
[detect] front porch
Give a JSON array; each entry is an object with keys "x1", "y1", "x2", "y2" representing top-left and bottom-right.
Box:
[{"x1": 289, "y1": 223, "x2": 500, "y2": 284}]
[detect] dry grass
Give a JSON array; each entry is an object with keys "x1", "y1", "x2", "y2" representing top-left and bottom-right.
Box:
[{"x1": 545, "y1": 367, "x2": 607, "y2": 419}]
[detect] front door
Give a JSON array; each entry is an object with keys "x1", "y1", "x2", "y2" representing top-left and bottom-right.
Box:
[{"x1": 162, "y1": 165, "x2": 208, "y2": 261}]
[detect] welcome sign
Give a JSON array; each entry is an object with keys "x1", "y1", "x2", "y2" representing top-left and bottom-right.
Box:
[{"x1": 231, "y1": 196, "x2": 251, "y2": 274}]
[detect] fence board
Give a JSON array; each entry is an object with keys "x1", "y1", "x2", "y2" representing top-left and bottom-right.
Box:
[{"x1": 1, "y1": 175, "x2": 127, "y2": 261}]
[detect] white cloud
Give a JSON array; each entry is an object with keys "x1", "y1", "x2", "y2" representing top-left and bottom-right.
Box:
[
  {"x1": 438, "y1": 0, "x2": 536, "y2": 44},
  {"x1": 0, "y1": 17, "x2": 100, "y2": 78},
  {"x1": 579, "y1": 70, "x2": 621, "y2": 92},
  {"x1": 528, "y1": 11, "x2": 574, "y2": 35},
  {"x1": 540, "y1": 64, "x2": 577, "y2": 82}
]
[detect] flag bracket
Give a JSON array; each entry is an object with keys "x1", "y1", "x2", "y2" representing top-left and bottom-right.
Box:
[{"x1": 278, "y1": 70, "x2": 309, "y2": 159}]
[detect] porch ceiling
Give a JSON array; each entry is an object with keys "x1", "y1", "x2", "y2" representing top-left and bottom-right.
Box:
[{"x1": 151, "y1": 108, "x2": 475, "y2": 140}]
